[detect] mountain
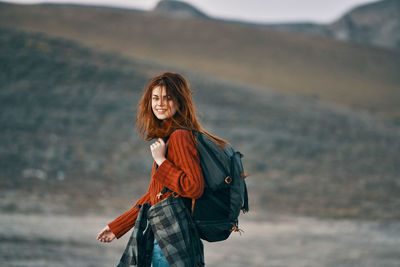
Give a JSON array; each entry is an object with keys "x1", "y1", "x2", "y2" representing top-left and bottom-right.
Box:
[
  {"x1": 1, "y1": 28, "x2": 400, "y2": 220},
  {"x1": 328, "y1": 0, "x2": 400, "y2": 51},
  {"x1": 0, "y1": 1, "x2": 399, "y2": 118},
  {"x1": 152, "y1": 0, "x2": 208, "y2": 19},
  {"x1": 265, "y1": 0, "x2": 400, "y2": 52}
]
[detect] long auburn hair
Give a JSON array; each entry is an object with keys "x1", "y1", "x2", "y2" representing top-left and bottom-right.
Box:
[{"x1": 136, "y1": 72, "x2": 227, "y2": 148}]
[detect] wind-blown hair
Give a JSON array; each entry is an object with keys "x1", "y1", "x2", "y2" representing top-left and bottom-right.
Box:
[{"x1": 136, "y1": 71, "x2": 227, "y2": 148}]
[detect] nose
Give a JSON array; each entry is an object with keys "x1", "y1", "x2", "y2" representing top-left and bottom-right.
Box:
[{"x1": 157, "y1": 97, "x2": 167, "y2": 107}]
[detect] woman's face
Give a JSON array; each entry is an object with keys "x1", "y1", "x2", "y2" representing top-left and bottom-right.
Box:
[{"x1": 151, "y1": 86, "x2": 177, "y2": 121}]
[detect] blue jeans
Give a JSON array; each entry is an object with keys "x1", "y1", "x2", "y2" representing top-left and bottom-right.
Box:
[{"x1": 152, "y1": 239, "x2": 170, "y2": 267}]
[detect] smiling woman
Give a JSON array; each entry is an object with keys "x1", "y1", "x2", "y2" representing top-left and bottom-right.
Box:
[{"x1": 96, "y1": 71, "x2": 227, "y2": 266}]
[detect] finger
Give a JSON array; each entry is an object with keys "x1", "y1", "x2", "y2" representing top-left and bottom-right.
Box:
[
  {"x1": 96, "y1": 232, "x2": 103, "y2": 240},
  {"x1": 158, "y1": 138, "x2": 165, "y2": 145}
]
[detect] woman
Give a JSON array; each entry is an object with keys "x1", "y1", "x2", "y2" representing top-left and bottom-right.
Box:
[{"x1": 97, "y1": 72, "x2": 227, "y2": 266}]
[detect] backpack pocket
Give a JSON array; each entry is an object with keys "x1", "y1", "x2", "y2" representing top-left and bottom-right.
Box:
[
  {"x1": 192, "y1": 187, "x2": 230, "y2": 220},
  {"x1": 194, "y1": 219, "x2": 235, "y2": 242}
]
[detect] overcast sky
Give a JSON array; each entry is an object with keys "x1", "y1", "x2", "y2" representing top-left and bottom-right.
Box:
[{"x1": 6, "y1": 0, "x2": 378, "y2": 23}]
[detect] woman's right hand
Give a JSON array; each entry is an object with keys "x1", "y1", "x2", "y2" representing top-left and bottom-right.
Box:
[{"x1": 96, "y1": 225, "x2": 116, "y2": 243}]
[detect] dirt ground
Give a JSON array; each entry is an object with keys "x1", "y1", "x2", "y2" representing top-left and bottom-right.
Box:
[{"x1": 1, "y1": 212, "x2": 400, "y2": 267}]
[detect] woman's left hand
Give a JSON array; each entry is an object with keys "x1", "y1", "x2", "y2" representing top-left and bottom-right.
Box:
[{"x1": 150, "y1": 138, "x2": 167, "y2": 166}]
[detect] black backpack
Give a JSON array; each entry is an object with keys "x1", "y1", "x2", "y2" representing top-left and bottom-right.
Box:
[
  {"x1": 160, "y1": 129, "x2": 249, "y2": 242},
  {"x1": 191, "y1": 130, "x2": 249, "y2": 242}
]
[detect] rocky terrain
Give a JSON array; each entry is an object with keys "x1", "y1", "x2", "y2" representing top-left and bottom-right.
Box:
[
  {"x1": 152, "y1": 0, "x2": 209, "y2": 19},
  {"x1": 147, "y1": 0, "x2": 400, "y2": 52},
  {"x1": 265, "y1": 0, "x2": 400, "y2": 52},
  {"x1": 1, "y1": 28, "x2": 399, "y2": 220},
  {"x1": 1, "y1": 213, "x2": 400, "y2": 266},
  {"x1": 1, "y1": 1, "x2": 399, "y2": 117},
  {"x1": 1, "y1": 2, "x2": 400, "y2": 265},
  {"x1": 328, "y1": 0, "x2": 400, "y2": 50}
]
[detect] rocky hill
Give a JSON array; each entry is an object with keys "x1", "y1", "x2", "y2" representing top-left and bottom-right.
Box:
[
  {"x1": 152, "y1": 0, "x2": 400, "y2": 52},
  {"x1": 152, "y1": 0, "x2": 208, "y2": 19},
  {"x1": 1, "y1": 1, "x2": 399, "y2": 118},
  {"x1": 1, "y1": 28, "x2": 400, "y2": 220},
  {"x1": 328, "y1": 0, "x2": 400, "y2": 51},
  {"x1": 265, "y1": 0, "x2": 400, "y2": 52}
]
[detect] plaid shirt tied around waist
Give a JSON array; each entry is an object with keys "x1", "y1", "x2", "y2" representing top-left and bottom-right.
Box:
[
  {"x1": 117, "y1": 196, "x2": 204, "y2": 267},
  {"x1": 117, "y1": 202, "x2": 154, "y2": 267}
]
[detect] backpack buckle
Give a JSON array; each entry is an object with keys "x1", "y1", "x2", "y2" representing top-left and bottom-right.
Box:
[{"x1": 225, "y1": 176, "x2": 232, "y2": 184}]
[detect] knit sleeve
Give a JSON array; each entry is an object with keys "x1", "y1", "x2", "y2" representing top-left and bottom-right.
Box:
[
  {"x1": 107, "y1": 190, "x2": 150, "y2": 239},
  {"x1": 153, "y1": 129, "x2": 204, "y2": 199}
]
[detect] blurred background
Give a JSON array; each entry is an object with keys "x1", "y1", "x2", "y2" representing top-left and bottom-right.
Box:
[{"x1": 1, "y1": 0, "x2": 400, "y2": 266}]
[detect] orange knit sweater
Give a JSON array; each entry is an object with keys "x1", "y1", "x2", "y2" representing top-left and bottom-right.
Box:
[{"x1": 108, "y1": 129, "x2": 204, "y2": 239}]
